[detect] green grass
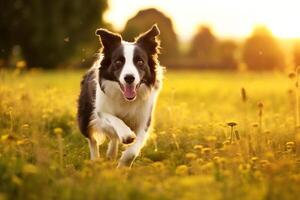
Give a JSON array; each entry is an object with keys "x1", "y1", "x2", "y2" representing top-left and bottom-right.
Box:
[{"x1": 0, "y1": 69, "x2": 299, "y2": 200}]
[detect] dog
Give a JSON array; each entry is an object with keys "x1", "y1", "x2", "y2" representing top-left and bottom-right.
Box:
[{"x1": 77, "y1": 24, "x2": 163, "y2": 167}]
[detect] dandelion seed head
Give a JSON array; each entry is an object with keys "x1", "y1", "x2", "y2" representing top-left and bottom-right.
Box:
[{"x1": 227, "y1": 122, "x2": 237, "y2": 127}]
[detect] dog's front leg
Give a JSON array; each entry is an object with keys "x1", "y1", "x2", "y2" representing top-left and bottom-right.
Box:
[
  {"x1": 91, "y1": 112, "x2": 136, "y2": 143},
  {"x1": 117, "y1": 129, "x2": 149, "y2": 168}
]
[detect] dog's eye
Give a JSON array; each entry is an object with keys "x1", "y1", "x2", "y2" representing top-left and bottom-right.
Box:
[
  {"x1": 136, "y1": 59, "x2": 144, "y2": 67},
  {"x1": 115, "y1": 59, "x2": 123, "y2": 66}
]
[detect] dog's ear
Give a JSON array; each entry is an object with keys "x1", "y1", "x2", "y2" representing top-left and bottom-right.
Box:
[
  {"x1": 95, "y1": 28, "x2": 122, "y2": 49},
  {"x1": 135, "y1": 24, "x2": 160, "y2": 55}
]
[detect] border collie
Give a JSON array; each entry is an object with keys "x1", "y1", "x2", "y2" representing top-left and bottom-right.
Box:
[{"x1": 77, "y1": 25, "x2": 163, "y2": 167}]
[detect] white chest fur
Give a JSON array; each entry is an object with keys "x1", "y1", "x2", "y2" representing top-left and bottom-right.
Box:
[{"x1": 94, "y1": 78, "x2": 155, "y2": 132}]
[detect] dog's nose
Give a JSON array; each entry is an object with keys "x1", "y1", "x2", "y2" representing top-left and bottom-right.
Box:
[{"x1": 124, "y1": 74, "x2": 135, "y2": 84}]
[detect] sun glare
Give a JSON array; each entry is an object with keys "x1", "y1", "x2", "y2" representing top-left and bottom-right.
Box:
[{"x1": 105, "y1": 0, "x2": 300, "y2": 40}]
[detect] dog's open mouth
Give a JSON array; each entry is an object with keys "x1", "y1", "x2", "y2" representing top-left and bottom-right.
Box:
[{"x1": 120, "y1": 84, "x2": 139, "y2": 101}]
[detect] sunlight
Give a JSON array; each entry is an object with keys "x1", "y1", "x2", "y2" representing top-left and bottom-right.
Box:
[{"x1": 104, "y1": 0, "x2": 300, "y2": 40}]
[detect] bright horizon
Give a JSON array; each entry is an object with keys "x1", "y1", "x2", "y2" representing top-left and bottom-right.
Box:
[{"x1": 104, "y1": 0, "x2": 300, "y2": 41}]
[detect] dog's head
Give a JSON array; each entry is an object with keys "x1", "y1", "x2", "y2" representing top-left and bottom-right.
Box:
[{"x1": 96, "y1": 25, "x2": 160, "y2": 101}]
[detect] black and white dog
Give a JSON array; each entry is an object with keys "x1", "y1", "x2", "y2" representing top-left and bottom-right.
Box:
[{"x1": 77, "y1": 25, "x2": 163, "y2": 167}]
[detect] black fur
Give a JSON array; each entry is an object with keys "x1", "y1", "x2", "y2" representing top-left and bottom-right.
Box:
[
  {"x1": 135, "y1": 24, "x2": 160, "y2": 86},
  {"x1": 99, "y1": 45, "x2": 124, "y2": 87},
  {"x1": 77, "y1": 70, "x2": 96, "y2": 137}
]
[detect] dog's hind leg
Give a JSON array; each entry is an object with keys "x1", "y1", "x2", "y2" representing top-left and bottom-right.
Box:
[
  {"x1": 106, "y1": 139, "x2": 119, "y2": 160},
  {"x1": 87, "y1": 127, "x2": 106, "y2": 160}
]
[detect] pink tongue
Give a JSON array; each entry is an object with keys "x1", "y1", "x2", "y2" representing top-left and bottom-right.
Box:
[{"x1": 124, "y1": 85, "x2": 136, "y2": 99}]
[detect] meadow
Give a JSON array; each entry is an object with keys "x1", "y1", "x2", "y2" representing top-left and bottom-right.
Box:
[{"x1": 0, "y1": 69, "x2": 299, "y2": 200}]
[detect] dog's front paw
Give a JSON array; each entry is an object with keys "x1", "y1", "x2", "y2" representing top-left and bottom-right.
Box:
[
  {"x1": 121, "y1": 131, "x2": 136, "y2": 144},
  {"x1": 117, "y1": 151, "x2": 137, "y2": 168},
  {"x1": 117, "y1": 126, "x2": 136, "y2": 145},
  {"x1": 122, "y1": 136, "x2": 135, "y2": 144}
]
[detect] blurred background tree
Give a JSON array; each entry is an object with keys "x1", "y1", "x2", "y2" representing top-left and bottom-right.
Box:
[
  {"x1": 217, "y1": 40, "x2": 238, "y2": 70},
  {"x1": 188, "y1": 26, "x2": 238, "y2": 70},
  {"x1": 188, "y1": 26, "x2": 218, "y2": 68},
  {"x1": 242, "y1": 26, "x2": 285, "y2": 71},
  {"x1": 122, "y1": 8, "x2": 179, "y2": 64},
  {"x1": 0, "y1": 0, "x2": 107, "y2": 68}
]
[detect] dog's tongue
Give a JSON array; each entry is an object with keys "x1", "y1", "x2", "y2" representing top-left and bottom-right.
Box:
[{"x1": 123, "y1": 84, "x2": 136, "y2": 99}]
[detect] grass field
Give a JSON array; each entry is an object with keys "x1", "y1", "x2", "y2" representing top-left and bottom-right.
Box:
[{"x1": 0, "y1": 69, "x2": 299, "y2": 200}]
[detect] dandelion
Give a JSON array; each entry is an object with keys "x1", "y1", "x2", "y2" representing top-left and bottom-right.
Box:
[
  {"x1": 22, "y1": 164, "x2": 38, "y2": 175},
  {"x1": 175, "y1": 165, "x2": 188, "y2": 176},
  {"x1": 238, "y1": 164, "x2": 250, "y2": 173},
  {"x1": 286, "y1": 141, "x2": 295, "y2": 153},
  {"x1": 251, "y1": 157, "x2": 259, "y2": 163},
  {"x1": 16, "y1": 138, "x2": 31, "y2": 145},
  {"x1": 1, "y1": 134, "x2": 9, "y2": 141},
  {"x1": 227, "y1": 121, "x2": 237, "y2": 143},
  {"x1": 201, "y1": 147, "x2": 212, "y2": 158},
  {"x1": 286, "y1": 141, "x2": 295, "y2": 146},
  {"x1": 22, "y1": 124, "x2": 29, "y2": 129},
  {"x1": 213, "y1": 156, "x2": 220, "y2": 165},
  {"x1": 259, "y1": 160, "x2": 270, "y2": 169},
  {"x1": 1, "y1": 134, "x2": 16, "y2": 142},
  {"x1": 152, "y1": 162, "x2": 165, "y2": 171},
  {"x1": 54, "y1": 128, "x2": 63, "y2": 136},
  {"x1": 193, "y1": 144, "x2": 203, "y2": 151},
  {"x1": 11, "y1": 175, "x2": 23, "y2": 186},
  {"x1": 185, "y1": 153, "x2": 197, "y2": 161},
  {"x1": 227, "y1": 122, "x2": 237, "y2": 127}
]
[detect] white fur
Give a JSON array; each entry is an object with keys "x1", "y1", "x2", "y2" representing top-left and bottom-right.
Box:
[
  {"x1": 86, "y1": 56, "x2": 162, "y2": 167},
  {"x1": 119, "y1": 42, "x2": 141, "y2": 86}
]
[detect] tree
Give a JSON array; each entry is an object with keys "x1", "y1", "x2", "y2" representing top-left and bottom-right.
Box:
[
  {"x1": 242, "y1": 26, "x2": 285, "y2": 71},
  {"x1": 188, "y1": 26, "x2": 219, "y2": 68},
  {"x1": 0, "y1": 0, "x2": 107, "y2": 68},
  {"x1": 218, "y1": 40, "x2": 238, "y2": 70},
  {"x1": 122, "y1": 8, "x2": 179, "y2": 64}
]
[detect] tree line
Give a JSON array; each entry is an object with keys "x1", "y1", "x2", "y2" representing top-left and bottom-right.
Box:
[
  {"x1": 122, "y1": 8, "x2": 300, "y2": 71},
  {"x1": 1, "y1": 4, "x2": 300, "y2": 71}
]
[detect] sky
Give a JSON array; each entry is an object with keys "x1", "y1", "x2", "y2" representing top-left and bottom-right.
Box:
[{"x1": 104, "y1": 0, "x2": 300, "y2": 41}]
